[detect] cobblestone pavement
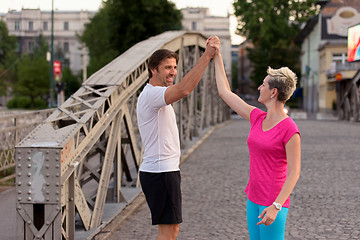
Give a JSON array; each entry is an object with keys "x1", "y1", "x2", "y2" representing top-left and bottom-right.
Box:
[{"x1": 108, "y1": 117, "x2": 360, "y2": 240}]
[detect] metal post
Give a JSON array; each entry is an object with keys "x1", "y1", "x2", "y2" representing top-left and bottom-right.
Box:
[
  {"x1": 83, "y1": 47, "x2": 87, "y2": 82},
  {"x1": 49, "y1": 0, "x2": 55, "y2": 107}
]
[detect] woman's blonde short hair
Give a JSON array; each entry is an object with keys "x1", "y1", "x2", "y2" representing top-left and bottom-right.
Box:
[{"x1": 267, "y1": 66, "x2": 297, "y2": 102}]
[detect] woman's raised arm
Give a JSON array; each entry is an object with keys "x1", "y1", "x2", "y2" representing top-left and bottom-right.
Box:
[{"x1": 214, "y1": 51, "x2": 255, "y2": 121}]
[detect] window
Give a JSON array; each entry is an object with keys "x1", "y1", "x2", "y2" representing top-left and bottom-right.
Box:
[
  {"x1": 43, "y1": 21, "x2": 48, "y2": 31},
  {"x1": 15, "y1": 21, "x2": 20, "y2": 31},
  {"x1": 192, "y1": 21, "x2": 197, "y2": 30},
  {"x1": 64, "y1": 22, "x2": 69, "y2": 30},
  {"x1": 64, "y1": 42, "x2": 69, "y2": 52},
  {"x1": 332, "y1": 53, "x2": 347, "y2": 65},
  {"x1": 29, "y1": 21, "x2": 33, "y2": 31}
]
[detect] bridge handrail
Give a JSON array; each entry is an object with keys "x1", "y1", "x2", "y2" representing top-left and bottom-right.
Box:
[
  {"x1": 0, "y1": 108, "x2": 54, "y2": 126},
  {"x1": 0, "y1": 109, "x2": 55, "y2": 180}
]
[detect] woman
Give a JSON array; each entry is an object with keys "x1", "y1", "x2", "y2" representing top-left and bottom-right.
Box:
[{"x1": 213, "y1": 40, "x2": 301, "y2": 240}]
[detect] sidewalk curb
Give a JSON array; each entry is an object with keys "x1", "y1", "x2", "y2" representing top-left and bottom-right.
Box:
[{"x1": 0, "y1": 186, "x2": 14, "y2": 195}]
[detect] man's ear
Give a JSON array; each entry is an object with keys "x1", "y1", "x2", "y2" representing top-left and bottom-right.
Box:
[{"x1": 150, "y1": 67, "x2": 157, "y2": 76}]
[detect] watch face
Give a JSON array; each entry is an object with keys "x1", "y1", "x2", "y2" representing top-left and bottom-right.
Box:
[{"x1": 273, "y1": 202, "x2": 281, "y2": 210}]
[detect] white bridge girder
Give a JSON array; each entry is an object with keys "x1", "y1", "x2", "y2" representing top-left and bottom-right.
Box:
[
  {"x1": 337, "y1": 70, "x2": 360, "y2": 122},
  {"x1": 15, "y1": 31, "x2": 229, "y2": 239}
]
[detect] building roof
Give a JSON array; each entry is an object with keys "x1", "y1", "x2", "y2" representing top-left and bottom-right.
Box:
[
  {"x1": 296, "y1": 0, "x2": 360, "y2": 43},
  {"x1": 318, "y1": 39, "x2": 348, "y2": 50},
  {"x1": 295, "y1": 15, "x2": 319, "y2": 44}
]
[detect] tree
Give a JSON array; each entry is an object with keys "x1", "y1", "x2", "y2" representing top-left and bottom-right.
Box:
[
  {"x1": 0, "y1": 20, "x2": 16, "y2": 65},
  {"x1": 14, "y1": 36, "x2": 49, "y2": 108},
  {"x1": 80, "y1": 0, "x2": 182, "y2": 76},
  {"x1": 233, "y1": 0, "x2": 318, "y2": 87},
  {"x1": 0, "y1": 20, "x2": 17, "y2": 97},
  {"x1": 61, "y1": 67, "x2": 81, "y2": 98}
]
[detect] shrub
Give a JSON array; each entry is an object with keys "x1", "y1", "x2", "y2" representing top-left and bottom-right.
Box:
[
  {"x1": 6, "y1": 96, "x2": 48, "y2": 109},
  {"x1": 7, "y1": 96, "x2": 31, "y2": 109}
]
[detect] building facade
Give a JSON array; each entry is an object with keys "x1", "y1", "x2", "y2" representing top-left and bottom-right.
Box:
[
  {"x1": 3, "y1": 9, "x2": 95, "y2": 76},
  {"x1": 181, "y1": 8, "x2": 232, "y2": 80},
  {"x1": 297, "y1": 0, "x2": 360, "y2": 114}
]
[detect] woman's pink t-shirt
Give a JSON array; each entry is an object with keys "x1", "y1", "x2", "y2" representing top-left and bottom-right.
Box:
[{"x1": 245, "y1": 108, "x2": 300, "y2": 208}]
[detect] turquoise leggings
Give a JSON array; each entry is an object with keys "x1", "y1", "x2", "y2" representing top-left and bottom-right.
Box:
[{"x1": 247, "y1": 198, "x2": 289, "y2": 240}]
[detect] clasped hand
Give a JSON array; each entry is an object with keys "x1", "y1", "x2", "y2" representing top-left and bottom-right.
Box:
[{"x1": 205, "y1": 36, "x2": 220, "y2": 57}]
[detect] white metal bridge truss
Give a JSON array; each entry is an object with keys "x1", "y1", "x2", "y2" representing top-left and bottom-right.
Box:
[
  {"x1": 337, "y1": 70, "x2": 360, "y2": 122},
  {"x1": 15, "y1": 31, "x2": 229, "y2": 239}
]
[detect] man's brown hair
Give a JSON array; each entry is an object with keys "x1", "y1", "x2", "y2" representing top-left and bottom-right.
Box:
[{"x1": 148, "y1": 49, "x2": 179, "y2": 78}]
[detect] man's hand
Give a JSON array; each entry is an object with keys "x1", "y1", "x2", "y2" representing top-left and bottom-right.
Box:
[{"x1": 205, "y1": 36, "x2": 220, "y2": 58}]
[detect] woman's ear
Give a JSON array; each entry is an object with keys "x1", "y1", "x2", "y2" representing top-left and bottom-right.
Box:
[{"x1": 272, "y1": 88, "x2": 278, "y2": 96}]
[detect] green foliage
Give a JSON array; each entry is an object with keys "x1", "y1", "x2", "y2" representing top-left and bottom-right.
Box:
[
  {"x1": 233, "y1": 0, "x2": 318, "y2": 87},
  {"x1": 0, "y1": 20, "x2": 16, "y2": 65},
  {"x1": 33, "y1": 98, "x2": 48, "y2": 108},
  {"x1": 286, "y1": 98, "x2": 299, "y2": 109},
  {"x1": 247, "y1": 46, "x2": 302, "y2": 87},
  {"x1": 7, "y1": 96, "x2": 31, "y2": 108},
  {"x1": 0, "y1": 19, "x2": 17, "y2": 96},
  {"x1": 14, "y1": 36, "x2": 50, "y2": 108},
  {"x1": 61, "y1": 67, "x2": 82, "y2": 98},
  {"x1": 7, "y1": 96, "x2": 47, "y2": 109},
  {"x1": 0, "y1": 65, "x2": 9, "y2": 96},
  {"x1": 0, "y1": 52, "x2": 18, "y2": 96},
  {"x1": 80, "y1": 0, "x2": 182, "y2": 76}
]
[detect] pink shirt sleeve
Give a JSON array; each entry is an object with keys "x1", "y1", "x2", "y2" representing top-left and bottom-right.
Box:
[
  {"x1": 282, "y1": 118, "x2": 301, "y2": 146},
  {"x1": 250, "y1": 108, "x2": 265, "y2": 125}
]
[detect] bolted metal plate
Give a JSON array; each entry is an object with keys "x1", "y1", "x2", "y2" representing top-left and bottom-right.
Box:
[{"x1": 15, "y1": 148, "x2": 61, "y2": 204}]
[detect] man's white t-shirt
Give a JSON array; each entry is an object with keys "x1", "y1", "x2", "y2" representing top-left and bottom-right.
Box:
[{"x1": 137, "y1": 83, "x2": 181, "y2": 173}]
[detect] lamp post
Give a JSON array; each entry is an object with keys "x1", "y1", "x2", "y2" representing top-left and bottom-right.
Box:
[{"x1": 49, "y1": 0, "x2": 55, "y2": 107}]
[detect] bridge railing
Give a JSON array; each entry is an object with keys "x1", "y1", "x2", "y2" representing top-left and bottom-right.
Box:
[
  {"x1": 0, "y1": 109, "x2": 54, "y2": 183},
  {"x1": 15, "y1": 31, "x2": 229, "y2": 239}
]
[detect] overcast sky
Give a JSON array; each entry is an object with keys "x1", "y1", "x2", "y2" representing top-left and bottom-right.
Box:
[{"x1": 0, "y1": 0, "x2": 244, "y2": 44}]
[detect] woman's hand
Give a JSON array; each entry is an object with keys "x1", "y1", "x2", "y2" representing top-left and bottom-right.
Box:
[
  {"x1": 257, "y1": 205, "x2": 279, "y2": 226},
  {"x1": 206, "y1": 36, "x2": 220, "y2": 55}
]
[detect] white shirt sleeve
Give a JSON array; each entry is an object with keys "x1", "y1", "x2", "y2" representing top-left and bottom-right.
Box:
[{"x1": 146, "y1": 85, "x2": 168, "y2": 109}]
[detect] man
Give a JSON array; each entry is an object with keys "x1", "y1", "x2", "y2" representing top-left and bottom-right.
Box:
[{"x1": 136, "y1": 36, "x2": 219, "y2": 240}]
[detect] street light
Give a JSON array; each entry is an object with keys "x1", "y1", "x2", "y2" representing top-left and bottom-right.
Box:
[{"x1": 49, "y1": 0, "x2": 55, "y2": 107}]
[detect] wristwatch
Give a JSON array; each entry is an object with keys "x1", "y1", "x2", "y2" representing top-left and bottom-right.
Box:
[{"x1": 272, "y1": 202, "x2": 282, "y2": 210}]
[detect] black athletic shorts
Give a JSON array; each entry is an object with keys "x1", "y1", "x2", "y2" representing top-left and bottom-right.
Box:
[{"x1": 140, "y1": 171, "x2": 182, "y2": 225}]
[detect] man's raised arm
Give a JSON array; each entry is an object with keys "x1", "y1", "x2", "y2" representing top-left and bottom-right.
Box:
[{"x1": 164, "y1": 36, "x2": 220, "y2": 105}]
